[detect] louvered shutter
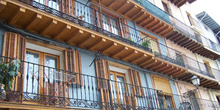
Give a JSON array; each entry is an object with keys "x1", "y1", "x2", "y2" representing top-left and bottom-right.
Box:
[
  {"x1": 95, "y1": 58, "x2": 111, "y2": 110},
  {"x1": 59, "y1": 0, "x2": 76, "y2": 16},
  {"x1": 129, "y1": 69, "x2": 144, "y2": 97},
  {"x1": 119, "y1": 18, "x2": 130, "y2": 39},
  {"x1": 2, "y1": 32, "x2": 26, "y2": 100},
  {"x1": 91, "y1": 4, "x2": 102, "y2": 28},
  {"x1": 64, "y1": 49, "x2": 83, "y2": 86}
]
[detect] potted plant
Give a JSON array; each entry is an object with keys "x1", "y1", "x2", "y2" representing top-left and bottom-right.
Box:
[
  {"x1": 142, "y1": 40, "x2": 148, "y2": 48},
  {"x1": 0, "y1": 59, "x2": 21, "y2": 100}
]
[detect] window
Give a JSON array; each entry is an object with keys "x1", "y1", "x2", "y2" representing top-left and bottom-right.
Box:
[
  {"x1": 162, "y1": 2, "x2": 171, "y2": 15},
  {"x1": 110, "y1": 71, "x2": 127, "y2": 105},
  {"x1": 48, "y1": 0, "x2": 59, "y2": 10},
  {"x1": 24, "y1": 49, "x2": 59, "y2": 99},
  {"x1": 102, "y1": 14, "x2": 119, "y2": 35},
  {"x1": 140, "y1": 32, "x2": 160, "y2": 53},
  {"x1": 176, "y1": 53, "x2": 183, "y2": 63},
  {"x1": 203, "y1": 61, "x2": 213, "y2": 75},
  {"x1": 157, "y1": 92, "x2": 175, "y2": 109}
]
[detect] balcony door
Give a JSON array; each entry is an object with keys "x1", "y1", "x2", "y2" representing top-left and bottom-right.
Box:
[
  {"x1": 110, "y1": 71, "x2": 127, "y2": 106},
  {"x1": 102, "y1": 14, "x2": 119, "y2": 35},
  {"x1": 24, "y1": 49, "x2": 59, "y2": 99},
  {"x1": 140, "y1": 32, "x2": 160, "y2": 53}
]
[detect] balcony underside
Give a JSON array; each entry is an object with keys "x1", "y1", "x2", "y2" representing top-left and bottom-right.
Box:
[
  {"x1": 0, "y1": 0, "x2": 186, "y2": 77},
  {"x1": 168, "y1": 0, "x2": 196, "y2": 7},
  {"x1": 176, "y1": 71, "x2": 220, "y2": 90},
  {"x1": 166, "y1": 31, "x2": 220, "y2": 60},
  {"x1": 91, "y1": 0, "x2": 173, "y2": 37}
]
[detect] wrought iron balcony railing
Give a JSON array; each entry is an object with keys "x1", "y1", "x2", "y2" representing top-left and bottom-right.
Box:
[
  {"x1": 17, "y1": 0, "x2": 186, "y2": 67},
  {"x1": 133, "y1": 0, "x2": 220, "y2": 54},
  {"x1": 182, "y1": 55, "x2": 216, "y2": 78},
  {"x1": 0, "y1": 56, "x2": 219, "y2": 110}
]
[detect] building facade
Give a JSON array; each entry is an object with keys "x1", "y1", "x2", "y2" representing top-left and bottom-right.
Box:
[{"x1": 0, "y1": 0, "x2": 219, "y2": 110}]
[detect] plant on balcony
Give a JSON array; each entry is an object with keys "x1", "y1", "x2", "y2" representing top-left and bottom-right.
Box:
[
  {"x1": 142, "y1": 40, "x2": 149, "y2": 48},
  {"x1": 0, "y1": 59, "x2": 20, "y2": 91}
]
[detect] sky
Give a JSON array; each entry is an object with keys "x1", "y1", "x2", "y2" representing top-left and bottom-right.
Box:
[{"x1": 190, "y1": 0, "x2": 220, "y2": 24}]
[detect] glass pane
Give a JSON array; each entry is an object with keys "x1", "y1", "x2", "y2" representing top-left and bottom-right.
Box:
[
  {"x1": 117, "y1": 76, "x2": 126, "y2": 104},
  {"x1": 158, "y1": 94, "x2": 165, "y2": 109},
  {"x1": 48, "y1": 0, "x2": 59, "y2": 10},
  {"x1": 110, "y1": 18, "x2": 118, "y2": 35},
  {"x1": 34, "y1": 0, "x2": 44, "y2": 4},
  {"x1": 44, "y1": 55, "x2": 57, "y2": 83},
  {"x1": 24, "y1": 51, "x2": 40, "y2": 99},
  {"x1": 165, "y1": 95, "x2": 173, "y2": 109},
  {"x1": 110, "y1": 74, "x2": 117, "y2": 104},
  {"x1": 102, "y1": 15, "x2": 109, "y2": 31}
]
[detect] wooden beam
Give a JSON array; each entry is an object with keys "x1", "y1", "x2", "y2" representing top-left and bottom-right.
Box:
[
  {"x1": 149, "y1": 21, "x2": 162, "y2": 30},
  {"x1": 124, "y1": 5, "x2": 138, "y2": 16},
  {"x1": 161, "y1": 27, "x2": 173, "y2": 36},
  {"x1": 78, "y1": 34, "x2": 96, "y2": 47},
  {"x1": 107, "y1": 0, "x2": 117, "y2": 8},
  {"x1": 9, "y1": 7, "x2": 26, "y2": 24},
  {"x1": 131, "y1": 9, "x2": 144, "y2": 21},
  {"x1": 111, "y1": 47, "x2": 128, "y2": 58},
  {"x1": 121, "y1": 50, "x2": 138, "y2": 61},
  {"x1": 145, "y1": 19, "x2": 157, "y2": 28},
  {"x1": 116, "y1": 1, "x2": 130, "y2": 12},
  {"x1": 41, "y1": 20, "x2": 57, "y2": 35},
  {"x1": 66, "y1": 30, "x2": 83, "y2": 43},
  {"x1": 130, "y1": 54, "x2": 147, "y2": 64},
  {"x1": 54, "y1": 25, "x2": 71, "y2": 40},
  {"x1": 175, "y1": 37, "x2": 189, "y2": 44},
  {"x1": 156, "y1": 64, "x2": 169, "y2": 72},
  {"x1": 154, "y1": 24, "x2": 166, "y2": 33},
  {"x1": 25, "y1": 14, "x2": 42, "y2": 30},
  {"x1": 101, "y1": 42, "x2": 117, "y2": 53},
  {"x1": 142, "y1": 60, "x2": 157, "y2": 68},
  {"x1": 166, "y1": 68, "x2": 180, "y2": 75},
  {"x1": 0, "y1": 1, "x2": 7, "y2": 12},
  {"x1": 150, "y1": 62, "x2": 164, "y2": 70},
  {"x1": 139, "y1": 57, "x2": 154, "y2": 66},
  {"x1": 172, "y1": 70, "x2": 184, "y2": 78},
  {"x1": 88, "y1": 38, "x2": 107, "y2": 50},
  {"x1": 160, "y1": 66, "x2": 174, "y2": 73}
]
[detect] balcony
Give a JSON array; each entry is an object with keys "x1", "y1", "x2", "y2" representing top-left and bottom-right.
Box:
[
  {"x1": 0, "y1": 0, "x2": 219, "y2": 89},
  {"x1": 167, "y1": 15, "x2": 220, "y2": 60},
  {"x1": 0, "y1": 0, "x2": 187, "y2": 78},
  {"x1": 0, "y1": 57, "x2": 219, "y2": 109},
  {"x1": 91, "y1": 0, "x2": 174, "y2": 37}
]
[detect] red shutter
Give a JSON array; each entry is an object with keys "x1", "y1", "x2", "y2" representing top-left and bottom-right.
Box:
[
  {"x1": 2, "y1": 32, "x2": 26, "y2": 100},
  {"x1": 119, "y1": 18, "x2": 130, "y2": 39},
  {"x1": 64, "y1": 49, "x2": 83, "y2": 86}
]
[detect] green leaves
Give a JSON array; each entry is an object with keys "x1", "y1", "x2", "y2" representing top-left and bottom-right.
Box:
[
  {"x1": 142, "y1": 40, "x2": 149, "y2": 48},
  {"x1": 0, "y1": 59, "x2": 21, "y2": 90}
]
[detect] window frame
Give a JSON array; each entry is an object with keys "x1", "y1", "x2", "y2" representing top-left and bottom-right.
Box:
[
  {"x1": 24, "y1": 49, "x2": 60, "y2": 99},
  {"x1": 110, "y1": 71, "x2": 128, "y2": 105}
]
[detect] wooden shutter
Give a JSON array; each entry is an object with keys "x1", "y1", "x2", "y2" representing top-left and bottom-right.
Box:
[
  {"x1": 119, "y1": 18, "x2": 130, "y2": 39},
  {"x1": 124, "y1": 95, "x2": 138, "y2": 109},
  {"x1": 91, "y1": 4, "x2": 102, "y2": 28},
  {"x1": 95, "y1": 58, "x2": 111, "y2": 109},
  {"x1": 152, "y1": 76, "x2": 172, "y2": 94},
  {"x1": 2, "y1": 32, "x2": 26, "y2": 100},
  {"x1": 60, "y1": 0, "x2": 76, "y2": 16},
  {"x1": 129, "y1": 69, "x2": 144, "y2": 96},
  {"x1": 64, "y1": 49, "x2": 83, "y2": 86}
]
